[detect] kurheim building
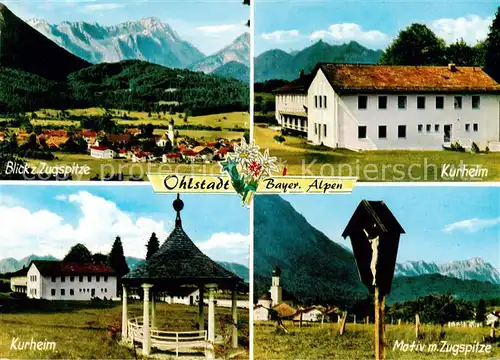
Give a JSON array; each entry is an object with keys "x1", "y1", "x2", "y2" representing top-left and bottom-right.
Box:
[{"x1": 274, "y1": 64, "x2": 500, "y2": 151}]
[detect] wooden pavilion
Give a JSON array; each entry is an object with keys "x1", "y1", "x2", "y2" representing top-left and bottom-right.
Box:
[{"x1": 121, "y1": 195, "x2": 244, "y2": 356}]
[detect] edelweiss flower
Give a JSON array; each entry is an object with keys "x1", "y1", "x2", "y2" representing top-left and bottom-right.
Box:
[
  {"x1": 230, "y1": 138, "x2": 260, "y2": 167},
  {"x1": 259, "y1": 148, "x2": 280, "y2": 177}
]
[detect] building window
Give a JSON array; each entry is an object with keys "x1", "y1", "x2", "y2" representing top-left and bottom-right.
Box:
[
  {"x1": 417, "y1": 96, "x2": 426, "y2": 109},
  {"x1": 398, "y1": 125, "x2": 406, "y2": 138},
  {"x1": 358, "y1": 126, "x2": 367, "y2": 139},
  {"x1": 79, "y1": 276, "x2": 83, "y2": 282},
  {"x1": 319, "y1": 95, "x2": 323, "y2": 108},
  {"x1": 454, "y1": 96, "x2": 462, "y2": 109},
  {"x1": 435, "y1": 124, "x2": 440, "y2": 132},
  {"x1": 61, "y1": 276, "x2": 65, "y2": 283},
  {"x1": 436, "y1": 96, "x2": 444, "y2": 109},
  {"x1": 378, "y1": 96, "x2": 387, "y2": 109},
  {"x1": 358, "y1": 96, "x2": 368, "y2": 109},
  {"x1": 418, "y1": 124, "x2": 423, "y2": 133},
  {"x1": 70, "y1": 289, "x2": 74, "y2": 296},
  {"x1": 472, "y1": 96, "x2": 480, "y2": 109},
  {"x1": 88, "y1": 276, "x2": 92, "y2": 282},
  {"x1": 104, "y1": 276, "x2": 108, "y2": 282},
  {"x1": 378, "y1": 126, "x2": 387, "y2": 139},
  {"x1": 323, "y1": 124, "x2": 327, "y2": 137},
  {"x1": 314, "y1": 95, "x2": 318, "y2": 108},
  {"x1": 465, "y1": 124, "x2": 470, "y2": 132},
  {"x1": 473, "y1": 123, "x2": 478, "y2": 132},
  {"x1": 96, "y1": 276, "x2": 100, "y2": 282},
  {"x1": 51, "y1": 276, "x2": 56, "y2": 282},
  {"x1": 314, "y1": 123, "x2": 318, "y2": 135},
  {"x1": 105, "y1": 288, "x2": 107, "y2": 293},
  {"x1": 51, "y1": 289, "x2": 56, "y2": 296},
  {"x1": 426, "y1": 124, "x2": 431, "y2": 133},
  {"x1": 70, "y1": 276, "x2": 74, "y2": 282},
  {"x1": 61, "y1": 289, "x2": 65, "y2": 296},
  {"x1": 323, "y1": 95, "x2": 327, "y2": 108},
  {"x1": 398, "y1": 96, "x2": 407, "y2": 109}
]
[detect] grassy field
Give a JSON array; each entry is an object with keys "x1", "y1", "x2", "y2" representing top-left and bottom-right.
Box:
[
  {"x1": 0, "y1": 297, "x2": 249, "y2": 359},
  {"x1": 254, "y1": 322, "x2": 499, "y2": 360},
  {"x1": 30, "y1": 108, "x2": 249, "y2": 129},
  {"x1": 26, "y1": 153, "x2": 224, "y2": 180},
  {"x1": 254, "y1": 126, "x2": 500, "y2": 181}
]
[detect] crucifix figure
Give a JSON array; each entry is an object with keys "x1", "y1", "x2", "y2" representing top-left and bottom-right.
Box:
[{"x1": 363, "y1": 228, "x2": 380, "y2": 286}]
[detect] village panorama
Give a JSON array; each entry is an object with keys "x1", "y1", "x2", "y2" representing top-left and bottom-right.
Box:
[{"x1": 0, "y1": 3, "x2": 250, "y2": 181}]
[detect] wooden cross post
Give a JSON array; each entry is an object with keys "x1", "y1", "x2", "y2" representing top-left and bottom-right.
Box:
[{"x1": 374, "y1": 287, "x2": 386, "y2": 360}]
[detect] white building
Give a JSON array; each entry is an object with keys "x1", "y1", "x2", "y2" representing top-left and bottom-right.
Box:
[
  {"x1": 10, "y1": 267, "x2": 28, "y2": 293},
  {"x1": 275, "y1": 64, "x2": 500, "y2": 151},
  {"x1": 90, "y1": 146, "x2": 115, "y2": 159},
  {"x1": 26, "y1": 260, "x2": 117, "y2": 301},
  {"x1": 160, "y1": 287, "x2": 200, "y2": 306},
  {"x1": 292, "y1": 306, "x2": 324, "y2": 322}
]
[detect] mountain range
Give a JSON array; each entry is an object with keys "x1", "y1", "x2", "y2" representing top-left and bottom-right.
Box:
[
  {"x1": 255, "y1": 40, "x2": 383, "y2": 82},
  {"x1": 26, "y1": 15, "x2": 249, "y2": 79},
  {"x1": 254, "y1": 195, "x2": 500, "y2": 305},
  {"x1": 0, "y1": 255, "x2": 249, "y2": 283},
  {"x1": 395, "y1": 258, "x2": 500, "y2": 284}
]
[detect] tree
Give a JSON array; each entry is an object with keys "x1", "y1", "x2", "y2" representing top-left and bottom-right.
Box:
[
  {"x1": 379, "y1": 24, "x2": 446, "y2": 65},
  {"x1": 92, "y1": 253, "x2": 108, "y2": 264},
  {"x1": 485, "y1": 7, "x2": 500, "y2": 82},
  {"x1": 146, "y1": 232, "x2": 160, "y2": 260},
  {"x1": 64, "y1": 243, "x2": 92, "y2": 263},
  {"x1": 446, "y1": 38, "x2": 477, "y2": 66},
  {"x1": 109, "y1": 236, "x2": 129, "y2": 275},
  {"x1": 475, "y1": 299, "x2": 487, "y2": 323}
]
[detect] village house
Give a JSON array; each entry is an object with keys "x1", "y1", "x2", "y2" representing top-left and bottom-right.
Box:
[
  {"x1": 10, "y1": 267, "x2": 29, "y2": 294},
  {"x1": 192, "y1": 146, "x2": 214, "y2": 163},
  {"x1": 292, "y1": 306, "x2": 324, "y2": 322},
  {"x1": 275, "y1": 64, "x2": 500, "y2": 151},
  {"x1": 90, "y1": 146, "x2": 115, "y2": 159},
  {"x1": 25, "y1": 260, "x2": 117, "y2": 300},
  {"x1": 159, "y1": 287, "x2": 200, "y2": 306},
  {"x1": 162, "y1": 152, "x2": 182, "y2": 163}
]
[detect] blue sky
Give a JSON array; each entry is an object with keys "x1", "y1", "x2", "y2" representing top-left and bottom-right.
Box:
[
  {"x1": 0, "y1": 185, "x2": 250, "y2": 265},
  {"x1": 279, "y1": 186, "x2": 500, "y2": 267},
  {"x1": 255, "y1": 1, "x2": 499, "y2": 55},
  {"x1": 4, "y1": 0, "x2": 248, "y2": 54}
]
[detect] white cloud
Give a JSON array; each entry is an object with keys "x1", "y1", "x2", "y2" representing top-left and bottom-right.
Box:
[
  {"x1": 0, "y1": 191, "x2": 168, "y2": 260},
  {"x1": 198, "y1": 232, "x2": 250, "y2": 264},
  {"x1": 443, "y1": 217, "x2": 500, "y2": 233},
  {"x1": 82, "y1": 3, "x2": 125, "y2": 12},
  {"x1": 430, "y1": 15, "x2": 492, "y2": 45},
  {"x1": 55, "y1": 194, "x2": 68, "y2": 201},
  {"x1": 261, "y1": 30, "x2": 300, "y2": 42},
  {"x1": 310, "y1": 23, "x2": 390, "y2": 48}
]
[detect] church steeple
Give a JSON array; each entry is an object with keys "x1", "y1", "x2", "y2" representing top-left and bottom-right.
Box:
[{"x1": 173, "y1": 193, "x2": 184, "y2": 228}]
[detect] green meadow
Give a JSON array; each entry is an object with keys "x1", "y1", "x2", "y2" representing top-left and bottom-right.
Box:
[{"x1": 254, "y1": 322, "x2": 499, "y2": 360}]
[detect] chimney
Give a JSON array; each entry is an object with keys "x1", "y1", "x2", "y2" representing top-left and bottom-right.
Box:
[
  {"x1": 448, "y1": 63, "x2": 457, "y2": 72},
  {"x1": 299, "y1": 69, "x2": 305, "y2": 78}
]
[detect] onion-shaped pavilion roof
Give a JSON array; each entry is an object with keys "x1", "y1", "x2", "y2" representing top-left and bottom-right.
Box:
[{"x1": 123, "y1": 195, "x2": 243, "y2": 289}]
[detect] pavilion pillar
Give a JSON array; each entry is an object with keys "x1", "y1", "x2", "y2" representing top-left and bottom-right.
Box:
[
  {"x1": 142, "y1": 283, "x2": 153, "y2": 356},
  {"x1": 207, "y1": 284, "x2": 216, "y2": 343},
  {"x1": 121, "y1": 285, "x2": 128, "y2": 340},
  {"x1": 198, "y1": 284, "x2": 205, "y2": 331},
  {"x1": 151, "y1": 289, "x2": 156, "y2": 329},
  {"x1": 231, "y1": 287, "x2": 238, "y2": 348}
]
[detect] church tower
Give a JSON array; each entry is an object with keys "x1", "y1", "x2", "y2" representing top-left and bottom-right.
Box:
[
  {"x1": 270, "y1": 265, "x2": 282, "y2": 306},
  {"x1": 167, "y1": 119, "x2": 175, "y2": 145}
]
